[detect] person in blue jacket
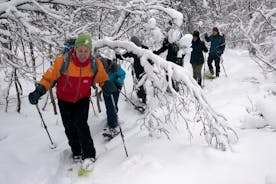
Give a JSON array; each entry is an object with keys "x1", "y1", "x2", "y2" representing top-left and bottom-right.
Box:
[
  {"x1": 205, "y1": 27, "x2": 225, "y2": 77},
  {"x1": 102, "y1": 58, "x2": 126, "y2": 137}
]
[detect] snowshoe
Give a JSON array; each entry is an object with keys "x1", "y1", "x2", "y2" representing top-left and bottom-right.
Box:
[
  {"x1": 134, "y1": 105, "x2": 146, "y2": 114},
  {"x1": 103, "y1": 127, "x2": 120, "y2": 141},
  {"x1": 204, "y1": 72, "x2": 216, "y2": 79},
  {"x1": 78, "y1": 158, "x2": 95, "y2": 176}
]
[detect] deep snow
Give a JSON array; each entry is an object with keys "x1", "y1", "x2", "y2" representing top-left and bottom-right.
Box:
[{"x1": 0, "y1": 49, "x2": 276, "y2": 184}]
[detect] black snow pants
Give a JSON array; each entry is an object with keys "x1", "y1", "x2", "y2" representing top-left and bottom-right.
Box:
[
  {"x1": 58, "y1": 97, "x2": 96, "y2": 159},
  {"x1": 207, "y1": 54, "x2": 221, "y2": 75}
]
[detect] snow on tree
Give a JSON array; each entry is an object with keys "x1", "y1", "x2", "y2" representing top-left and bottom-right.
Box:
[
  {"x1": 94, "y1": 38, "x2": 238, "y2": 151},
  {"x1": 231, "y1": 5, "x2": 276, "y2": 73},
  {"x1": 144, "y1": 18, "x2": 164, "y2": 50}
]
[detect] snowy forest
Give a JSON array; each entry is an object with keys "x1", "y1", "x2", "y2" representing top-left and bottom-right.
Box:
[{"x1": 0, "y1": 0, "x2": 276, "y2": 184}]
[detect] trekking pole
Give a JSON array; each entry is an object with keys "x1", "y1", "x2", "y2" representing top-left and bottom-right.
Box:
[
  {"x1": 202, "y1": 53, "x2": 207, "y2": 88},
  {"x1": 120, "y1": 91, "x2": 145, "y2": 113},
  {"x1": 95, "y1": 86, "x2": 101, "y2": 113},
  {"x1": 35, "y1": 104, "x2": 57, "y2": 149},
  {"x1": 89, "y1": 97, "x2": 97, "y2": 116},
  {"x1": 110, "y1": 94, "x2": 129, "y2": 157},
  {"x1": 221, "y1": 56, "x2": 228, "y2": 78},
  {"x1": 123, "y1": 84, "x2": 127, "y2": 97}
]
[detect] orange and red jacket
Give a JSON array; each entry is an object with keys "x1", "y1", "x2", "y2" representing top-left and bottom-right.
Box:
[{"x1": 39, "y1": 53, "x2": 108, "y2": 103}]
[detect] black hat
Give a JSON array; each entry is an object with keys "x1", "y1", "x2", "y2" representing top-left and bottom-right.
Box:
[
  {"x1": 130, "y1": 36, "x2": 142, "y2": 47},
  {"x1": 193, "y1": 31, "x2": 200, "y2": 37}
]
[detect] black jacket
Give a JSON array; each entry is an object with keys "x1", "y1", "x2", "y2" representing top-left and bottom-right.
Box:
[
  {"x1": 118, "y1": 45, "x2": 148, "y2": 80},
  {"x1": 155, "y1": 38, "x2": 179, "y2": 63},
  {"x1": 190, "y1": 39, "x2": 208, "y2": 65}
]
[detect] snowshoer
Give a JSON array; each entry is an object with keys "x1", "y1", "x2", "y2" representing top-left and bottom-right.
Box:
[
  {"x1": 153, "y1": 36, "x2": 183, "y2": 66},
  {"x1": 154, "y1": 23, "x2": 184, "y2": 91},
  {"x1": 190, "y1": 31, "x2": 208, "y2": 87},
  {"x1": 204, "y1": 27, "x2": 225, "y2": 77},
  {"x1": 28, "y1": 34, "x2": 116, "y2": 170},
  {"x1": 153, "y1": 21, "x2": 184, "y2": 66},
  {"x1": 102, "y1": 58, "x2": 126, "y2": 138},
  {"x1": 116, "y1": 36, "x2": 148, "y2": 104}
]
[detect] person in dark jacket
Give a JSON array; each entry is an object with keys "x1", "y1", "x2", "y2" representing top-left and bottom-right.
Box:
[
  {"x1": 116, "y1": 36, "x2": 147, "y2": 104},
  {"x1": 205, "y1": 27, "x2": 225, "y2": 77},
  {"x1": 154, "y1": 38, "x2": 183, "y2": 91},
  {"x1": 102, "y1": 58, "x2": 126, "y2": 137},
  {"x1": 154, "y1": 37, "x2": 183, "y2": 66},
  {"x1": 190, "y1": 31, "x2": 208, "y2": 86}
]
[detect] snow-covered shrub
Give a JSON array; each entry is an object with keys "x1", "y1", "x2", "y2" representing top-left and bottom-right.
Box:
[
  {"x1": 255, "y1": 95, "x2": 276, "y2": 130},
  {"x1": 243, "y1": 86, "x2": 276, "y2": 130}
]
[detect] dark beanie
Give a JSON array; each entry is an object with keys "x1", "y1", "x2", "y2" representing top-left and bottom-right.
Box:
[
  {"x1": 130, "y1": 36, "x2": 142, "y2": 47},
  {"x1": 192, "y1": 31, "x2": 200, "y2": 37},
  {"x1": 213, "y1": 27, "x2": 219, "y2": 32}
]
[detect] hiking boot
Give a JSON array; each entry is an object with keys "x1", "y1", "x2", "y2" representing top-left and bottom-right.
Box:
[
  {"x1": 216, "y1": 72, "x2": 220, "y2": 77},
  {"x1": 198, "y1": 79, "x2": 202, "y2": 87},
  {"x1": 109, "y1": 127, "x2": 120, "y2": 137},
  {"x1": 73, "y1": 155, "x2": 82, "y2": 163},
  {"x1": 210, "y1": 69, "x2": 214, "y2": 75},
  {"x1": 103, "y1": 126, "x2": 120, "y2": 139}
]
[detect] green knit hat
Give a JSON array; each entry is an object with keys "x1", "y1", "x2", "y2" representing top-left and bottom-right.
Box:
[{"x1": 74, "y1": 34, "x2": 92, "y2": 50}]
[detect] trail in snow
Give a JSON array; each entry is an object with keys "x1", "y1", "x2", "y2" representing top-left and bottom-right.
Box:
[{"x1": 0, "y1": 49, "x2": 276, "y2": 184}]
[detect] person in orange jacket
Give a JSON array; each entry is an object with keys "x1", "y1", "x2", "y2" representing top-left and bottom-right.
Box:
[{"x1": 28, "y1": 34, "x2": 117, "y2": 169}]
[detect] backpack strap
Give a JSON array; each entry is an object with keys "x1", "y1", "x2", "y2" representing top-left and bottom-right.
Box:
[
  {"x1": 60, "y1": 53, "x2": 98, "y2": 86},
  {"x1": 60, "y1": 51, "x2": 70, "y2": 74},
  {"x1": 91, "y1": 55, "x2": 98, "y2": 75},
  {"x1": 60, "y1": 53, "x2": 98, "y2": 75},
  {"x1": 91, "y1": 55, "x2": 98, "y2": 84}
]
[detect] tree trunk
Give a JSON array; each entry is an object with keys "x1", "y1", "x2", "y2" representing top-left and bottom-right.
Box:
[
  {"x1": 14, "y1": 69, "x2": 22, "y2": 113},
  {"x1": 48, "y1": 45, "x2": 58, "y2": 115},
  {"x1": 29, "y1": 39, "x2": 37, "y2": 85}
]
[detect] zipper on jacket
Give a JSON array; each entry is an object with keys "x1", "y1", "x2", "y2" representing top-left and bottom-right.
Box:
[{"x1": 74, "y1": 65, "x2": 82, "y2": 101}]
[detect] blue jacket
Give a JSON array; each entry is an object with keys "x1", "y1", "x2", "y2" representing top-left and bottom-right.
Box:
[
  {"x1": 107, "y1": 63, "x2": 126, "y2": 86},
  {"x1": 205, "y1": 33, "x2": 225, "y2": 56}
]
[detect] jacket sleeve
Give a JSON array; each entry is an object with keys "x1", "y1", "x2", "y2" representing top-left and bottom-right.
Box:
[
  {"x1": 116, "y1": 67, "x2": 126, "y2": 85},
  {"x1": 39, "y1": 56, "x2": 63, "y2": 91},
  {"x1": 154, "y1": 39, "x2": 169, "y2": 55},
  {"x1": 218, "y1": 36, "x2": 225, "y2": 54},
  {"x1": 94, "y1": 58, "x2": 109, "y2": 87},
  {"x1": 202, "y1": 41, "x2": 208, "y2": 53}
]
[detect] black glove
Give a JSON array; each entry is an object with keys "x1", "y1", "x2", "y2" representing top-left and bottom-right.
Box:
[
  {"x1": 176, "y1": 58, "x2": 183, "y2": 66},
  {"x1": 115, "y1": 83, "x2": 123, "y2": 91},
  {"x1": 217, "y1": 51, "x2": 222, "y2": 57},
  {"x1": 102, "y1": 80, "x2": 117, "y2": 95},
  {"x1": 115, "y1": 53, "x2": 122, "y2": 60},
  {"x1": 28, "y1": 84, "x2": 46, "y2": 105}
]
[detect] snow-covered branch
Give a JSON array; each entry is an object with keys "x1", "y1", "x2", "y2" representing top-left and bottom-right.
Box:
[{"x1": 94, "y1": 38, "x2": 238, "y2": 150}]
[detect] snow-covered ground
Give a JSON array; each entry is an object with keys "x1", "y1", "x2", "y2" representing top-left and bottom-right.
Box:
[{"x1": 0, "y1": 49, "x2": 276, "y2": 184}]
